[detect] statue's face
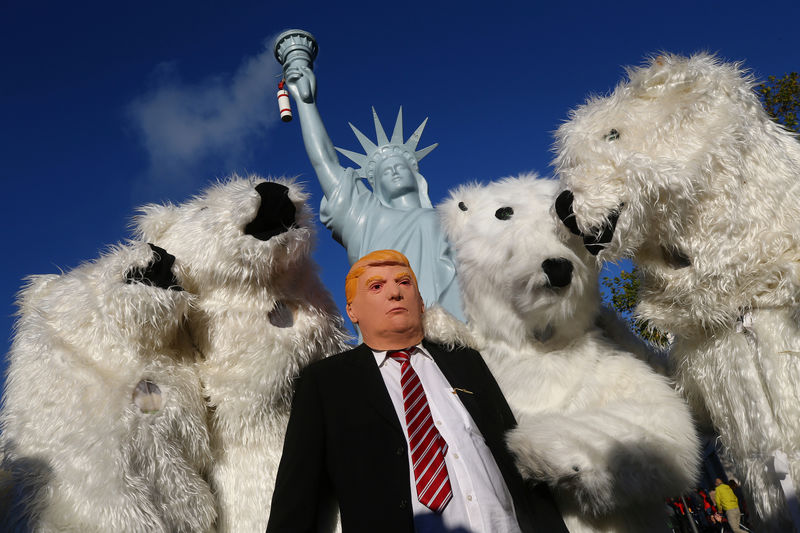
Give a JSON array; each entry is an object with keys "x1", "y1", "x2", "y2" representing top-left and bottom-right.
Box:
[{"x1": 375, "y1": 156, "x2": 417, "y2": 200}]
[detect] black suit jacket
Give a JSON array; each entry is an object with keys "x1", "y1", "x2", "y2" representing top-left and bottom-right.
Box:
[{"x1": 266, "y1": 340, "x2": 567, "y2": 533}]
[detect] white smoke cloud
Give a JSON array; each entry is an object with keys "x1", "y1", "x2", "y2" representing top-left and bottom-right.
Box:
[{"x1": 127, "y1": 39, "x2": 282, "y2": 190}]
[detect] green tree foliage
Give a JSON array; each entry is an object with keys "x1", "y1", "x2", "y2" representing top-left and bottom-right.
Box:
[
  {"x1": 601, "y1": 267, "x2": 668, "y2": 346},
  {"x1": 756, "y1": 72, "x2": 800, "y2": 133},
  {"x1": 601, "y1": 73, "x2": 799, "y2": 345}
]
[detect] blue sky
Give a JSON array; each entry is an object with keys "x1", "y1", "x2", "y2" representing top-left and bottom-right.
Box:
[{"x1": 2, "y1": 1, "x2": 799, "y2": 372}]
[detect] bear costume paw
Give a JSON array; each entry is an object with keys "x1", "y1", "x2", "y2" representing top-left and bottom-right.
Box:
[{"x1": 508, "y1": 413, "x2": 618, "y2": 516}]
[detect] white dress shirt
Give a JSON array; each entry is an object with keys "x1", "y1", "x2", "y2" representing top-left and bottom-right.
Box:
[{"x1": 373, "y1": 345, "x2": 522, "y2": 533}]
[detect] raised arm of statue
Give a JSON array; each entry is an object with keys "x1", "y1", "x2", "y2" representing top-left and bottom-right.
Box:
[
  {"x1": 283, "y1": 65, "x2": 345, "y2": 200},
  {"x1": 274, "y1": 29, "x2": 465, "y2": 322}
]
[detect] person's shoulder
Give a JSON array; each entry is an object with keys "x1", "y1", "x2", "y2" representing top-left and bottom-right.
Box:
[
  {"x1": 302, "y1": 343, "x2": 365, "y2": 375},
  {"x1": 423, "y1": 339, "x2": 483, "y2": 360}
]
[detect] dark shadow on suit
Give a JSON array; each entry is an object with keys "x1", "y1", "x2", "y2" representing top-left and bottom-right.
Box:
[{"x1": 413, "y1": 512, "x2": 475, "y2": 533}]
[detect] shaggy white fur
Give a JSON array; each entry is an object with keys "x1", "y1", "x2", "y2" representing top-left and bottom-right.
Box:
[
  {"x1": 437, "y1": 175, "x2": 699, "y2": 532},
  {"x1": 0, "y1": 242, "x2": 216, "y2": 532},
  {"x1": 134, "y1": 176, "x2": 351, "y2": 533},
  {"x1": 553, "y1": 53, "x2": 800, "y2": 531}
]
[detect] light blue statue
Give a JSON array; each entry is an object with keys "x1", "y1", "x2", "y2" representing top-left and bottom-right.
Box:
[{"x1": 274, "y1": 30, "x2": 464, "y2": 321}]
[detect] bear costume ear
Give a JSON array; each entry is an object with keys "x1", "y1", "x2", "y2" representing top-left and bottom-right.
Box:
[
  {"x1": 133, "y1": 203, "x2": 178, "y2": 242},
  {"x1": 633, "y1": 55, "x2": 680, "y2": 95},
  {"x1": 17, "y1": 274, "x2": 61, "y2": 310},
  {"x1": 633, "y1": 53, "x2": 714, "y2": 100}
]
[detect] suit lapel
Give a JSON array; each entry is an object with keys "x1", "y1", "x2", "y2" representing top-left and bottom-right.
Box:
[
  {"x1": 423, "y1": 340, "x2": 492, "y2": 438},
  {"x1": 350, "y1": 341, "x2": 498, "y2": 443},
  {"x1": 349, "y1": 343, "x2": 405, "y2": 438},
  {"x1": 424, "y1": 339, "x2": 474, "y2": 391}
]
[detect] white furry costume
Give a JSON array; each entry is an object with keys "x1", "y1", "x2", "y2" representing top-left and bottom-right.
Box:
[
  {"x1": 553, "y1": 53, "x2": 800, "y2": 531},
  {"x1": 135, "y1": 176, "x2": 351, "y2": 533},
  {"x1": 436, "y1": 176, "x2": 699, "y2": 532},
  {"x1": 0, "y1": 242, "x2": 215, "y2": 532}
]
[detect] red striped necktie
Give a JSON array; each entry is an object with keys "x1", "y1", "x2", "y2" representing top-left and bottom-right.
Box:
[{"x1": 387, "y1": 348, "x2": 453, "y2": 513}]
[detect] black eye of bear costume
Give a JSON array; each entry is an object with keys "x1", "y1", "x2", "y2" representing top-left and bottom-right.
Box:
[
  {"x1": 495, "y1": 207, "x2": 513, "y2": 220},
  {"x1": 458, "y1": 201, "x2": 468, "y2": 211},
  {"x1": 604, "y1": 129, "x2": 620, "y2": 142}
]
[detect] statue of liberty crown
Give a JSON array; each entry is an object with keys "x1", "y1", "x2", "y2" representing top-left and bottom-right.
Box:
[{"x1": 335, "y1": 107, "x2": 438, "y2": 184}]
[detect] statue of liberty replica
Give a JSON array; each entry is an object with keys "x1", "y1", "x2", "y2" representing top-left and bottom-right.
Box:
[{"x1": 274, "y1": 30, "x2": 464, "y2": 321}]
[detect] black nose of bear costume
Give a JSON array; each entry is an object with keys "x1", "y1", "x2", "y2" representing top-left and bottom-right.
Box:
[
  {"x1": 542, "y1": 258, "x2": 573, "y2": 288},
  {"x1": 554, "y1": 189, "x2": 621, "y2": 257},
  {"x1": 244, "y1": 182, "x2": 297, "y2": 241}
]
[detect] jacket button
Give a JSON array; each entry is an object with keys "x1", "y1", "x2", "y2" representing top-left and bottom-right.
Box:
[
  {"x1": 396, "y1": 447, "x2": 404, "y2": 456},
  {"x1": 399, "y1": 498, "x2": 408, "y2": 509}
]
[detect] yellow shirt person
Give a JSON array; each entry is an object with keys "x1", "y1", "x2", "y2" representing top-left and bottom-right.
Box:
[
  {"x1": 714, "y1": 481, "x2": 739, "y2": 511},
  {"x1": 714, "y1": 478, "x2": 745, "y2": 533}
]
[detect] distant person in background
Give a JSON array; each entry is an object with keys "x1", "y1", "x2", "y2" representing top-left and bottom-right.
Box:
[
  {"x1": 714, "y1": 478, "x2": 744, "y2": 533},
  {"x1": 695, "y1": 487, "x2": 719, "y2": 531},
  {"x1": 665, "y1": 500, "x2": 679, "y2": 533},
  {"x1": 727, "y1": 479, "x2": 749, "y2": 527},
  {"x1": 689, "y1": 488, "x2": 712, "y2": 531},
  {"x1": 667, "y1": 497, "x2": 692, "y2": 533}
]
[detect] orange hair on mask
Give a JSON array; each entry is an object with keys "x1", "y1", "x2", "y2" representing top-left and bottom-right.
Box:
[{"x1": 345, "y1": 250, "x2": 419, "y2": 304}]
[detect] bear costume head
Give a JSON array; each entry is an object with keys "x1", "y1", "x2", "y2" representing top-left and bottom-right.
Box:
[
  {"x1": 552, "y1": 53, "x2": 800, "y2": 334},
  {"x1": 134, "y1": 176, "x2": 315, "y2": 294},
  {"x1": 440, "y1": 175, "x2": 599, "y2": 348},
  {"x1": 133, "y1": 175, "x2": 349, "y2": 410}
]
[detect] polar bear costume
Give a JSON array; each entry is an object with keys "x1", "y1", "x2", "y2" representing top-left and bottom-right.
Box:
[
  {"x1": 553, "y1": 53, "x2": 800, "y2": 531},
  {"x1": 436, "y1": 175, "x2": 699, "y2": 532},
  {"x1": 0, "y1": 242, "x2": 216, "y2": 532},
  {"x1": 134, "y1": 176, "x2": 351, "y2": 533}
]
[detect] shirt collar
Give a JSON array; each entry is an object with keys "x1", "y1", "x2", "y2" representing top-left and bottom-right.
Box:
[{"x1": 372, "y1": 343, "x2": 431, "y2": 368}]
